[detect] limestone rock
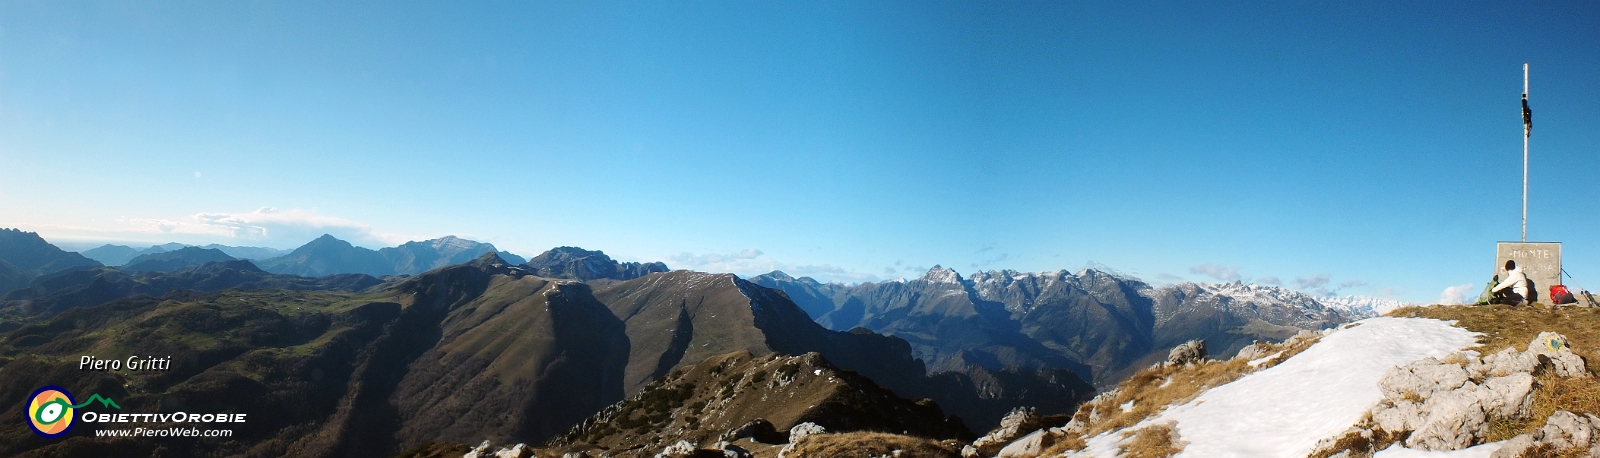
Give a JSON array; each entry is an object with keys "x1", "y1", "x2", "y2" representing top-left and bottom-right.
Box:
[
  {"x1": 1490, "y1": 411, "x2": 1600, "y2": 458},
  {"x1": 1379, "y1": 358, "x2": 1470, "y2": 400},
  {"x1": 1167, "y1": 340, "x2": 1207, "y2": 367},
  {"x1": 996, "y1": 428, "x2": 1056, "y2": 457},
  {"x1": 777, "y1": 422, "x2": 828, "y2": 458},
  {"x1": 961, "y1": 445, "x2": 980, "y2": 458},
  {"x1": 1371, "y1": 400, "x2": 1424, "y2": 433},
  {"x1": 973, "y1": 407, "x2": 1042, "y2": 456},
  {"x1": 1234, "y1": 342, "x2": 1269, "y2": 361},
  {"x1": 789, "y1": 422, "x2": 827, "y2": 443},
  {"x1": 1527, "y1": 332, "x2": 1589, "y2": 377},
  {"x1": 657, "y1": 440, "x2": 699, "y2": 458},
  {"x1": 1477, "y1": 373, "x2": 1535, "y2": 418},
  {"x1": 1404, "y1": 389, "x2": 1487, "y2": 450},
  {"x1": 493, "y1": 443, "x2": 531, "y2": 458},
  {"x1": 1487, "y1": 347, "x2": 1539, "y2": 377},
  {"x1": 464, "y1": 440, "x2": 493, "y2": 458}
]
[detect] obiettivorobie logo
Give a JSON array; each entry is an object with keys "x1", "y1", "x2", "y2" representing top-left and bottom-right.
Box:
[{"x1": 26, "y1": 385, "x2": 121, "y2": 438}]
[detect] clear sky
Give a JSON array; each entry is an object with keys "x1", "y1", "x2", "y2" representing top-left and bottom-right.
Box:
[{"x1": 3, "y1": 1, "x2": 1597, "y2": 303}]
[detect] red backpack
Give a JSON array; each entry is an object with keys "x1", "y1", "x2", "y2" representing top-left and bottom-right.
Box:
[{"x1": 1550, "y1": 285, "x2": 1576, "y2": 305}]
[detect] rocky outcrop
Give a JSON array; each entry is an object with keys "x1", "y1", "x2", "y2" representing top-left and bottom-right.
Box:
[
  {"x1": 1490, "y1": 411, "x2": 1600, "y2": 458},
  {"x1": 971, "y1": 407, "x2": 1043, "y2": 456},
  {"x1": 1166, "y1": 340, "x2": 1208, "y2": 367},
  {"x1": 1312, "y1": 332, "x2": 1591, "y2": 456},
  {"x1": 777, "y1": 423, "x2": 827, "y2": 458}
]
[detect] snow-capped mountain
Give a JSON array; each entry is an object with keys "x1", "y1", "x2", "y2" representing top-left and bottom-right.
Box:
[
  {"x1": 751, "y1": 266, "x2": 1368, "y2": 388},
  {"x1": 1316, "y1": 294, "x2": 1410, "y2": 318}
]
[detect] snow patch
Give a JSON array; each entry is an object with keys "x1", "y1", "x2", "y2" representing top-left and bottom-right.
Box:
[{"x1": 1066, "y1": 317, "x2": 1480, "y2": 458}]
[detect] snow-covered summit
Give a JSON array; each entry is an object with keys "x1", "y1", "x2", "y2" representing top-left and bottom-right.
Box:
[
  {"x1": 1318, "y1": 294, "x2": 1410, "y2": 318},
  {"x1": 919, "y1": 265, "x2": 964, "y2": 284}
]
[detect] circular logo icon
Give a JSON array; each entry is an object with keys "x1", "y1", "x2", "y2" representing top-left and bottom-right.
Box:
[{"x1": 27, "y1": 386, "x2": 76, "y2": 438}]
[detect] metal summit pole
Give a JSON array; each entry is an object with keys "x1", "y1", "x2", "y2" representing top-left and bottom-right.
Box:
[{"x1": 1523, "y1": 63, "x2": 1529, "y2": 242}]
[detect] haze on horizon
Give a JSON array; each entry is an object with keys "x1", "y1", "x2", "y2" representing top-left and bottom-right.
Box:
[{"x1": 2, "y1": 1, "x2": 1597, "y2": 304}]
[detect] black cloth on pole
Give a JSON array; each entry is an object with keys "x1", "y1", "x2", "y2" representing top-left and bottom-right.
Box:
[{"x1": 1523, "y1": 94, "x2": 1533, "y2": 138}]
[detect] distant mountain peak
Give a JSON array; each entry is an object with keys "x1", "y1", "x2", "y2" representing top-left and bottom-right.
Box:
[
  {"x1": 765, "y1": 270, "x2": 794, "y2": 281},
  {"x1": 919, "y1": 265, "x2": 963, "y2": 284},
  {"x1": 524, "y1": 246, "x2": 667, "y2": 281},
  {"x1": 467, "y1": 251, "x2": 509, "y2": 268}
]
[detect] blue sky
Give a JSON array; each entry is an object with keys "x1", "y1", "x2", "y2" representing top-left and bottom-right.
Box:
[{"x1": 2, "y1": 1, "x2": 1597, "y2": 303}]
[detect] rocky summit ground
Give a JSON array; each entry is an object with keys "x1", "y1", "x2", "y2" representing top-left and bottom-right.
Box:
[{"x1": 707, "y1": 303, "x2": 1600, "y2": 458}]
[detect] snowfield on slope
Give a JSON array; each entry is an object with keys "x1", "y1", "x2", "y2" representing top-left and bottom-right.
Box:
[{"x1": 1070, "y1": 317, "x2": 1497, "y2": 458}]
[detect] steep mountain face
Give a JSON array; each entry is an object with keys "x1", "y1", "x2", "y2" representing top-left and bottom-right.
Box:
[
  {"x1": 587, "y1": 269, "x2": 1093, "y2": 430},
  {"x1": 255, "y1": 234, "x2": 525, "y2": 277},
  {"x1": 122, "y1": 246, "x2": 241, "y2": 272},
  {"x1": 384, "y1": 256, "x2": 629, "y2": 449},
  {"x1": 549, "y1": 351, "x2": 974, "y2": 457},
  {"x1": 524, "y1": 246, "x2": 669, "y2": 281},
  {"x1": 378, "y1": 235, "x2": 527, "y2": 274},
  {"x1": 0, "y1": 228, "x2": 102, "y2": 293},
  {"x1": 757, "y1": 267, "x2": 1362, "y2": 387}
]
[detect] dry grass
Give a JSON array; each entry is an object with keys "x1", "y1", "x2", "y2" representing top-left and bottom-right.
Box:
[
  {"x1": 1032, "y1": 333, "x2": 1324, "y2": 457},
  {"x1": 1306, "y1": 420, "x2": 1408, "y2": 458},
  {"x1": 1121, "y1": 423, "x2": 1184, "y2": 458},
  {"x1": 1516, "y1": 442, "x2": 1599, "y2": 458},
  {"x1": 1388, "y1": 305, "x2": 1600, "y2": 443},
  {"x1": 782, "y1": 432, "x2": 960, "y2": 458}
]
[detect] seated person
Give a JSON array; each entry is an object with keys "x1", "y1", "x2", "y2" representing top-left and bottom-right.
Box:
[{"x1": 1491, "y1": 260, "x2": 1529, "y2": 306}]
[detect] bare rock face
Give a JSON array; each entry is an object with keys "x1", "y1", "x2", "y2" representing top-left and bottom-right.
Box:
[
  {"x1": 1166, "y1": 339, "x2": 1208, "y2": 367},
  {"x1": 1490, "y1": 411, "x2": 1600, "y2": 458},
  {"x1": 972, "y1": 407, "x2": 1043, "y2": 456}
]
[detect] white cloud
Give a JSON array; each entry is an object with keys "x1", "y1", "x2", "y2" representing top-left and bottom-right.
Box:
[
  {"x1": 1436, "y1": 283, "x2": 1477, "y2": 305},
  {"x1": 1190, "y1": 264, "x2": 1242, "y2": 282},
  {"x1": 1257, "y1": 276, "x2": 1282, "y2": 286},
  {"x1": 668, "y1": 248, "x2": 882, "y2": 284},
  {"x1": 32, "y1": 207, "x2": 411, "y2": 249},
  {"x1": 1294, "y1": 274, "x2": 1331, "y2": 289}
]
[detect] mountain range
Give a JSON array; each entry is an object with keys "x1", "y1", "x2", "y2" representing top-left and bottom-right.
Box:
[
  {"x1": 253, "y1": 234, "x2": 527, "y2": 277},
  {"x1": 0, "y1": 228, "x2": 101, "y2": 294},
  {"x1": 752, "y1": 266, "x2": 1368, "y2": 386},
  {"x1": 0, "y1": 228, "x2": 1386, "y2": 457},
  {"x1": 81, "y1": 242, "x2": 292, "y2": 265}
]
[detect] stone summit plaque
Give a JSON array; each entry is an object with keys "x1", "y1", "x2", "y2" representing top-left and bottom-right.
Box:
[{"x1": 1496, "y1": 242, "x2": 1561, "y2": 301}]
